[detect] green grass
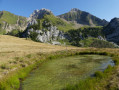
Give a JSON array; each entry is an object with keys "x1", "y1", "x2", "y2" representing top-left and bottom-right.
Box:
[
  {"x1": 0, "y1": 50, "x2": 118, "y2": 90},
  {"x1": 28, "y1": 14, "x2": 75, "y2": 32},
  {"x1": 43, "y1": 15, "x2": 75, "y2": 32},
  {"x1": 80, "y1": 38, "x2": 116, "y2": 48},
  {"x1": 64, "y1": 65, "x2": 114, "y2": 90},
  {"x1": 22, "y1": 55, "x2": 113, "y2": 90},
  {"x1": 0, "y1": 11, "x2": 26, "y2": 24},
  {"x1": 0, "y1": 11, "x2": 27, "y2": 34}
]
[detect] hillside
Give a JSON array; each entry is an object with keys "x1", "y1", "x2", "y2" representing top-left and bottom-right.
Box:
[
  {"x1": 58, "y1": 8, "x2": 108, "y2": 26},
  {"x1": 28, "y1": 9, "x2": 76, "y2": 32},
  {"x1": 0, "y1": 35, "x2": 78, "y2": 64},
  {"x1": 65, "y1": 27, "x2": 118, "y2": 48},
  {"x1": 28, "y1": 14, "x2": 75, "y2": 31},
  {"x1": 0, "y1": 11, "x2": 27, "y2": 34},
  {"x1": 0, "y1": 35, "x2": 119, "y2": 90},
  {"x1": 0, "y1": 35, "x2": 79, "y2": 76}
]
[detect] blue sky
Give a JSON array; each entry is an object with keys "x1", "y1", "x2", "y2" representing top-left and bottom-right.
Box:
[{"x1": 0, "y1": 0, "x2": 119, "y2": 21}]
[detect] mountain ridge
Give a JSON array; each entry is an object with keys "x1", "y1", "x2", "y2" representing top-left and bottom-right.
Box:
[
  {"x1": 0, "y1": 8, "x2": 119, "y2": 47},
  {"x1": 58, "y1": 8, "x2": 108, "y2": 27}
]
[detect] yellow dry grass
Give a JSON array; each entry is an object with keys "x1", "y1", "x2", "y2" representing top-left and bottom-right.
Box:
[{"x1": 0, "y1": 35, "x2": 81, "y2": 64}]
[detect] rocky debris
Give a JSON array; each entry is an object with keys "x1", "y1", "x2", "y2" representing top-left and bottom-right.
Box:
[
  {"x1": 98, "y1": 36, "x2": 106, "y2": 41},
  {"x1": 104, "y1": 18, "x2": 119, "y2": 44},
  {"x1": 52, "y1": 41, "x2": 61, "y2": 45}
]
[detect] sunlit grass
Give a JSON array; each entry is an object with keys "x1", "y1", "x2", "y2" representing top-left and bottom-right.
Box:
[
  {"x1": 22, "y1": 55, "x2": 113, "y2": 90},
  {"x1": 0, "y1": 35, "x2": 119, "y2": 90}
]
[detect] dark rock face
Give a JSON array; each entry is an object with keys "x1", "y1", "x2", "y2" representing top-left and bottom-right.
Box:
[
  {"x1": 58, "y1": 8, "x2": 108, "y2": 26},
  {"x1": 103, "y1": 18, "x2": 119, "y2": 44}
]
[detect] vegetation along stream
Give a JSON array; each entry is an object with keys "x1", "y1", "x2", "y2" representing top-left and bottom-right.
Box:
[{"x1": 21, "y1": 55, "x2": 114, "y2": 90}]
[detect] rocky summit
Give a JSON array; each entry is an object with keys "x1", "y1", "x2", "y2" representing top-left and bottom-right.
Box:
[
  {"x1": 30, "y1": 8, "x2": 53, "y2": 19},
  {"x1": 58, "y1": 8, "x2": 108, "y2": 26},
  {"x1": 104, "y1": 18, "x2": 119, "y2": 44}
]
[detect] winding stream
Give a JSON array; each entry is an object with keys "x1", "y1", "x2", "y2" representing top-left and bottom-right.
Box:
[{"x1": 21, "y1": 55, "x2": 114, "y2": 90}]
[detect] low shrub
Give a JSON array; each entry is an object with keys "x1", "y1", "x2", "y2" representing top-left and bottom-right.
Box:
[{"x1": 95, "y1": 71, "x2": 104, "y2": 79}]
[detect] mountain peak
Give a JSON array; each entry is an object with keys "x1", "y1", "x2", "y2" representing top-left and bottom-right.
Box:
[
  {"x1": 30, "y1": 8, "x2": 53, "y2": 19},
  {"x1": 40, "y1": 8, "x2": 52, "y2": 12},
  {"x1": 70, "y1": 8, "x2": 80, "y2": 12},
  {"x1": 111, "y1": 17, "x2": 119, "y2": 22},
  {"x1": 58, "y1": 8, "x2": 108, "y2": 26}
]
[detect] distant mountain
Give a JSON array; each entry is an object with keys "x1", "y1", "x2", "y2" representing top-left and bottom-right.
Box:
[
  {"x1": 103, "y1": 18, "x2": 119, "y2": 45},
  {"x1": 58, "y1": 8, "x2": 108, "y2": 27},
  {"x1": 0, "y1": 8, "x2": 109, "y2": 35},
  {"x1": 23, "y1": 8, "x2": 111, "y2": 44},
  {"x1": 0, "y1": 11, "x2": 27, "y2": 34},
  {"x1": 23, "y1": 9, "x2": 76, "y2": 43},
  {"x1": 0, "y1": 8, "x2": 118, "y2": 48},
  {"x1": 28, "y1": 8, "x2": 75, "y2": 31}
]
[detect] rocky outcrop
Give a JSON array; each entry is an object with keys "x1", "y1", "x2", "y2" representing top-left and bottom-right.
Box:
[
  {"x1": 30, "y1": 8, "x2": 53, "y2": 19},
  {"x1": 27, "y1": 8, "x2": 53, "y2": 28},
  {"x1": 103, "y1": 18, "x2": 119, "y2": 44},
  {"x1": 58, "y1": 8, "x2": 108, "y2": 26},
  {"x1": 98, "y1": 36, "x2": 106, "y2": 41},
  {"x1": 0, "y1": 11, "x2": 28, "y2": 33},
  {"x1": 1, "y1": 20, "x2": 27, "y2": 32},
  {"x1": 27, "y1": 25, "x2": 65, "y2": 43},
  {"x1": 27, "y1": 18, "x2": 38, "y2": 27}
]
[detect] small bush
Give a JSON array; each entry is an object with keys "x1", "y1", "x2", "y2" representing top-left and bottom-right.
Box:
[
  {"x1": 113, "y1": 57, "x2": 119, "y2": 65},
  {"x1": 104, "y1": 65, "x2": 113, "y2": 73},
  {"x1": 14, "y1": 57, "x2": 20, "y2": 61},
  {"x1": 26, "y1": 54, "x2": 32, "y2": 58},
  {"x1": 0, "y1": 64, "x2": 8, "y2": 69},
  {"x1": 95, "y1": 71, "x2": 104, "y2": 79}
]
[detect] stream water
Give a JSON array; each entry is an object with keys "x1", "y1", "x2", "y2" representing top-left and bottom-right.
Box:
[{"x1": 21, "y1": 55, "x2": 114, "y2": 90}]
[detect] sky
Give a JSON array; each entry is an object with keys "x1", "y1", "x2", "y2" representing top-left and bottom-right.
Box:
[{"x1": 0, "y1": 0, "x2": 119, "y2": 21}]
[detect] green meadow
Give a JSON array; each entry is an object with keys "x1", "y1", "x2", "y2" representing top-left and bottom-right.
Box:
[{"x1": 22, "y1": 55, "x2": 113, "y2": 90}]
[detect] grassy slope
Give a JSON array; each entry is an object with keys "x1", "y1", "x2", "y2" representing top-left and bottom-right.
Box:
[
  {"x1": 0, "y1": 11, "x2": 18, "y2": 24},
  {"x1": 80, "y1": 38, "x2": 116, "y2": 48},
  {"x1": 0, "y1": 11, "x2": 27, "y2": 34},
  {"x1": 28, "y1": 14, "x2": 76, "y2": 32},
  {"x1": 0, "y1": 35, "x2": 78, "y2": 64},
  {"x1": 0, "y1": 35, "x2": 79, "y2": 76},
  {"x1": 43, "y1": 15, "x2": 75, "y2": 32},
  {"x1": 0, "y1": 11, "x2": 26, "y2": 24}
]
